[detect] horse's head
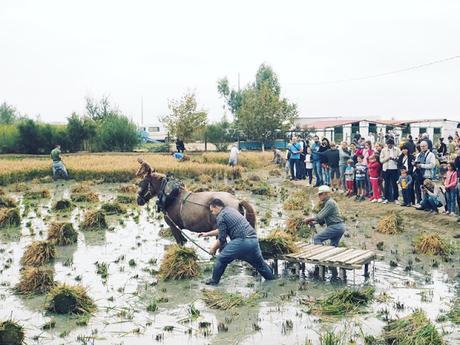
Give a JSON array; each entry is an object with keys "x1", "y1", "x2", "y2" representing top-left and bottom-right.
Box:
[{"x1": 136, "y1": 173, "x2": 164, "y2": 206}]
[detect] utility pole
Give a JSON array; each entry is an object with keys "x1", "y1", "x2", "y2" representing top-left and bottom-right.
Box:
[{"x1": 140, "y1": 96, "x2": 144, "y2": 126}]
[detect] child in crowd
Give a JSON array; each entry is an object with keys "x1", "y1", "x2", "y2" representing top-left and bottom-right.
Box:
[
  {"x1": 398, "y1": 168, "x2": 413, "y2": 206},
  {"x1": 355, "y1": 155, "x2": 367, "y2": 201},
  {"x1": 367, "y1": 154, "x2": 382, "y2": 202},
  {"x1": 304, "y1": 146, "x2": 313, "y2": 186},
  {"x1": 344, "y1": 159, "x2": 355, "y2": 196},
  {"x1": 444, "y1": 162, "x2": 458, "y2": 215}
]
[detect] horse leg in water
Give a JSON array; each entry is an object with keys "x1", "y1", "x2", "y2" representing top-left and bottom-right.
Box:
[{"x1": 164, "y1": 217, "x2": 187, "y2": 245}]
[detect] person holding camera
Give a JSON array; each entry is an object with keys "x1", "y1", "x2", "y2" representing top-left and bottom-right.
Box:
[
  {"x1": 380, "y1": 138, "x2": 400, "y2": 203},
  {"x1": 416, "y1": 179, "x2": 445, "y2": 213}
]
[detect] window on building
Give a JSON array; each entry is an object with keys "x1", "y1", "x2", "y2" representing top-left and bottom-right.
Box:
[
  {"x1": 402, "y1": 125, "x2": 410, "y2": 135},
  {"x1": 334, "y1": 126, "x2": 343, "y2": 143},
  {"x1": 368, "y1": 123, "x2": 377, "y2": 135},
  {"x1": 351, "y1": 122, "x2": 360, "y2": 135},
  {"x1": 419, "y1": 127, "x2": 427, "y2": 135},
  {"x1": 433, "y1": 128, "x2": 442, "y2": 143},
  {"x1": 148, "y1": 127, "x2": 160, "y2": 132},
  {"x1": 386, "y1": 125, "x2": 394, "y2": 132}
]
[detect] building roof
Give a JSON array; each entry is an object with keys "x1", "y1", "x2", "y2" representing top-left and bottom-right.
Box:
[
  {"x1": 295, "y1": 118, "x2": 405, "y2": 130},
  {"x1": 294, "y1": 117, "x2": 459, "y2": 130}
]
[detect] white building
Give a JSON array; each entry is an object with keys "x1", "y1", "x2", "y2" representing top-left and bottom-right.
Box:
[
  {"x1": 139, "y1": 123, "x2": 168, "y2": 142},
  {"x1": 293, "y1": 117, "x2": 459, "y2": 144}
]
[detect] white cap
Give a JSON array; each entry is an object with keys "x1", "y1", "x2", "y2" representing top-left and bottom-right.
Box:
[{"x1": 317, "y1": 185, "x2": 331, "y2": 194}]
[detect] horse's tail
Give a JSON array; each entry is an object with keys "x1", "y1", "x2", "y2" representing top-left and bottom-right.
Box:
[{"x1": 240, "y1": 200, "x2": 256, "y2": 229}]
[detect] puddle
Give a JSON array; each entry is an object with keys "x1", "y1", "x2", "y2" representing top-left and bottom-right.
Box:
[{"x1": 0, "y1": 182, "x2": 459, "y2": 344}]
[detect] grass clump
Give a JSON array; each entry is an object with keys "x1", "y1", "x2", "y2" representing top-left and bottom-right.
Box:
[
  {"x1": 444, "y1": 299, "x2": 460, "y2": 324},
  {"x1": 118, "y1": 184, "x2": 137, "y2": 193},
  {"x1": 81, "y1": 210, "x2": 107, "y2": 230},
  {"x1": 0, "y1": 320, "x2": 25, "y2": 345},
  {"x1": 304, "y1": 287, "x2": 375, "y2": 315},
  {"x1": 250, "y1": 180, "x2": 274, "y2": 196},
  {"x1": 10, "y1": 183, "x2": 29, "y2": 192},
  {"x1": 23, "y1": 189, "x2": 50, "y2": 200},
  {"x1": 52, "y1": 199, "x2": 73, "y2": 211},
  {"x1": 414, "y1": 233, "x2": 452, "y2": 256},
  {"x1": 15, "y1": 266, "x2": 54, "y2": 294},
  {"x1": 259, "y1": 229, "x2": 298, "y2": 258},
  {"x1": 0, "y1": 196, "x2": 17, "y2": 208},
  {"x1": 158, "y1": 227, "x2": 174, "y2": 238},
  {"x1": 46, "y1": 283, "x2": 96, "y2": 315},
  {"x1": 202, "y1": 290, "x2": 245, "y2": 310},
  {"x1": 199, "y1": 174, "x2": 213, "y2": 184},
  {"x1": 377, "y1": 212, "x2": 403, "y2": 234},
  {"x1": 116, "y1": 194, "x2": 136, "y2": 204},
  {"x1": 286, "y1": 215, "x2": 315, "y2": 239},
  {"x1": 0, "y1": 208, "x2": 20, "y2": 228},
  {"x1": 101, "y1": 202, "x2": 126, "y2": 215},
  {"x1": 159, "y1": 245, "x2": 200, "y2": 280},
  {"x1": 71, "y1": 184, "x2": 91, "y2": 193},
  {"x1": 268, "y1": 168, "x2": 281, "y2": 177},
  {"x1": 21, "y1": 240, "x2": 56, "y2": 266},
  {"x1": 71, "y1": 192, "x2": 99, "y2": 203},
  {"x1": 283, "y1": 189, "x2": 309, "y2": 211},
  {"x1": 383, "y1": 309, "x2": 444, "y2": 345},
  {"x1": 47, "y1": 222, "x2": 78, "y2": 245}
]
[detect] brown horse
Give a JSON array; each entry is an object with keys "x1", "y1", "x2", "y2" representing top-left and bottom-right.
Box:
[{"x1": 137, "y1": 173, "x2": 256, "y2": 244}]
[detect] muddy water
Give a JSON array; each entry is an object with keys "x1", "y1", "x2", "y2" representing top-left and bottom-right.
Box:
[{"x1": 0, "y1": 182, "x2": 459, "y2": 345}]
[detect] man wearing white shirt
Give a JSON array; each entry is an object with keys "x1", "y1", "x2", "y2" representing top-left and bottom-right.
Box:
[
  {"x1": 228, "y1": 144, "x2": 239, "y2": 166},
  {"x1": 380, "y1": 138, "x2": 400, "y2": 203}
]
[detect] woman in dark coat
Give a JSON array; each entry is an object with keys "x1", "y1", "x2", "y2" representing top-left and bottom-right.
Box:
[{"x1": 398, "y1": 145, "x2": 415, "y2": 205}]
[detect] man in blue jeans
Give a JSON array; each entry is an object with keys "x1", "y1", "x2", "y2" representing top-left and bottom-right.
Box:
[
  {"x1": 311, "y1": 136, "x2": 323, "y2": 186},
  {"x1": 199, "y1": 198, "x2": 274, "y2": 285}
]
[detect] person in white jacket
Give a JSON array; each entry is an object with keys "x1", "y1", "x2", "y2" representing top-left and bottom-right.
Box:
[
  {"x1": 380, "y1": 138, "x2": 401, "y2": 203},
  {"x1": 414, "y1": 141, "x2": 436, "y2": 179}
]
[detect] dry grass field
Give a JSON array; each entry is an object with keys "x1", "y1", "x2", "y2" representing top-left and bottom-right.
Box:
[{"x1": 0, "y1": 151, "x2": 273, "y2": 185}]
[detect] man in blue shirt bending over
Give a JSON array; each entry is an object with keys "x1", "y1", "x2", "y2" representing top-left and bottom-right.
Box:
[{"x1": 199, "y1": 198, "x2": 275, "y2": 285}]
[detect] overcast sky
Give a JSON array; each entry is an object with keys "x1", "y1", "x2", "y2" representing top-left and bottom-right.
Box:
[{"x1": 1, "y1": 0, "x2": 459, "y2": 124}]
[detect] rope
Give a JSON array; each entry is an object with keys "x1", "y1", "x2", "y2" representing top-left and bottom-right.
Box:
[{"x1": 164, "y1": 213, "x2": 215, "y2": 257}]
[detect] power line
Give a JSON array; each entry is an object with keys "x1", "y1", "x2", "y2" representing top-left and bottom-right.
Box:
[{"x1": 291, "y1": 55, "x2": 460, "y2": 86}]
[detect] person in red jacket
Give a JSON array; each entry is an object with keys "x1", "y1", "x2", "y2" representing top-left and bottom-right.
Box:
[
  {"x1": 444, "y1": 162, "x2": 458, "y2": 215},
  {"x1": 368, "y1": 154, "x2": 382, "y2": 202}
]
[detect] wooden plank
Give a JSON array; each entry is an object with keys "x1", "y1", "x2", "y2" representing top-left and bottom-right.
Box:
[
  {"x1": 346, "y1": 251, "x2": 376, "y2": 265},
  {"x1": 288, "y1": 245, "x2": 324, "y2": 258},
  {"x1": 327, "y1": 249, "x2": 369, "y2": 264},
  {"x1": 296, "y1": 243, "x2": 315, "y2": 251},
  {"x1": 298, "y1": 246, "x2": 334, "y2": 259},
  {"x1": 308, "y1": 247, "x2": 348, "y2": 262},
  {"x1": 320, "y1": 249, "x2": 356, "y2": 263}
]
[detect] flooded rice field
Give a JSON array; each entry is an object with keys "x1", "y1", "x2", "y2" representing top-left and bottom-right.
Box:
[{"x1": 0, "y1": 180, "x2": 459, "y2": 345}]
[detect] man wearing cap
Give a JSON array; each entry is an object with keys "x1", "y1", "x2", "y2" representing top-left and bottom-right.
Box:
[{"x1": 304, "y1": 185, "x2": 346, "y2": 247}]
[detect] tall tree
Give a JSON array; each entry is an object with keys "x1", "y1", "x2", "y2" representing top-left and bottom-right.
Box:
[
  {"x1": 67, "y1": 113, "x2": 90, "y2": 152},
  {"x1": 219, "y1": 64, "x2": 298, "y2": 151},
  {"x1": 0, "y1": 102, "x2": 17, "y2": 124},
  {"x1": 160, "y1": 92, "x2": 207, "y2": 142},
  {"x1": 217, "y1": 78, "x2": 243, "y2": 114},
  {"x1": 206, "y1": 116, "x2": 235, "y2": 151},
  {"x1": 85, "y1": 96, "x2": 115, "y2": 121}
]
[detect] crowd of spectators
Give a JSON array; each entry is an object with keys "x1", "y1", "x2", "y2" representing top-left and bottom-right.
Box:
[{"x1": 281, "y1": 131, "x2": 460, "y2": 220}]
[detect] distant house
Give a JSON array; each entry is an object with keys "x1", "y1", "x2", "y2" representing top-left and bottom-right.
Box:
[
  {"x1": 293, "y1": 117, "x2": 460, "y2": 144},
  {"x1": 139, "y1": 124, "x2": 168, "y2": 142},
  {"x1": 387, "y1": 119, "x2": 460, "y2": 144}
]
